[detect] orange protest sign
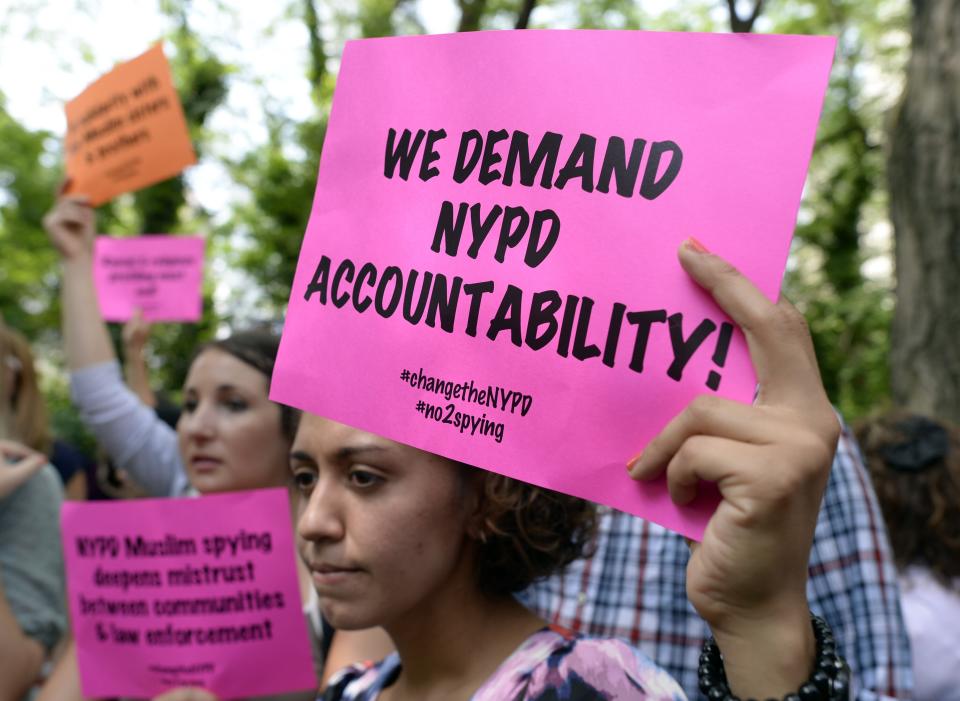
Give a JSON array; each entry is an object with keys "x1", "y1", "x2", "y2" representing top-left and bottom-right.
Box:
[{"x1": 64, "y1": 44, "x2": 197, "y2": 206}]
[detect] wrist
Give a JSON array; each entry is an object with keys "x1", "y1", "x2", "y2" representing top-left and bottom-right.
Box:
[
  {"x1": 709, "y1": 602, "x2": 814, "y2": 698},
  {"x1": 62, "y1": 254, "x2": 94, "y2": 272},
  {"x1": 700, "y1": 613, "x2": 850, "y2": 701}
]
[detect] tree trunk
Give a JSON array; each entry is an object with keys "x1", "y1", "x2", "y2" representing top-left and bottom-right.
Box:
[
  {"x1": 516, "y1": 0, "x2": 537, "y2": 29},
  {"x1": 725, "y1": 0, "x2": 763, "y2": 33},
  {"x1": 888, "y1": 0, "x2": 960, "y2": 422}
]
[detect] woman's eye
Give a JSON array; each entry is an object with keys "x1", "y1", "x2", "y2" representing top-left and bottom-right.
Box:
[
  {"x1": 292, "y1": 470, "x2": 317, "y2": 492},
  {"x1": 223, "y1": 398, "x2": 248, "y2": 412},
  {"x1": 347, "y1": 469, "x2": 383, "y2": 489},
  {"x1": 183, "y1": 399, "x2": 198, "y2": 413}
]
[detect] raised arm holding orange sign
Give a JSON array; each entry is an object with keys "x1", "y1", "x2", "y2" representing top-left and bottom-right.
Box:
[{"x1": 64, "y1": 44, "x2": 196, "y2": 206}]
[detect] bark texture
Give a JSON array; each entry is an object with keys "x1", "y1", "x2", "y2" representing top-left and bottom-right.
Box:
[{"x1": 888, "y1": 0, "x2": 960, "y2": 422}]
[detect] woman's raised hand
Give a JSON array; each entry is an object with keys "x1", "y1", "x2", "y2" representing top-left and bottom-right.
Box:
[
  {"x1": 42, "y1": 183, "x2": 115, "y2": 370},
  {"x1": 123, "y1": 309, "x2": 152, "y2": 353},
  {"x1": 42, "y1": 184, "x2": 95, "y2": 261},
  {"x1": 628, "y1": 239, "x2": 839, "y2": 698}
]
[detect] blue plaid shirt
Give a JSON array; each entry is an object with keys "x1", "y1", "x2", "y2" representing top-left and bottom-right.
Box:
[{"x1": 521, "y1": 421, "x2": 912, "y2": 701}]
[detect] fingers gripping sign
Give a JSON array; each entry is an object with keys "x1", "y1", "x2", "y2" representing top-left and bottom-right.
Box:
[
  {"x1": 628, "y1": 238, "x2": 840, "y2": 698},
  {"x1": 42, "y1": 190, "x2": 96, "y2": 261}
]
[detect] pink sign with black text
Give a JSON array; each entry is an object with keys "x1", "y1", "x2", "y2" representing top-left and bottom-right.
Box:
[
  {"x1": 271, "y1": 30, "x2": 835, "y2": 539},
  {"x1": 61, "y1": 489, "x2": 316, "y2": 699},
  {"x1": 93, "y1": 234, "x2": 204, "y2": 322}
]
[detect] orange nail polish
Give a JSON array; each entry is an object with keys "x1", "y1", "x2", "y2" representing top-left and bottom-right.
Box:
[
  {"x1": 685, "y1": 237, "x2": 709, "y2": 254},
  {"x1": 626, "y1": 450, "x2": 643, "y2": 470}
]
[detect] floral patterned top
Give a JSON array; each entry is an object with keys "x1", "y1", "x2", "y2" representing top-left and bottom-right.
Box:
[{"x1": 320, "y1": 625, "x2": 688, "y2": 700}]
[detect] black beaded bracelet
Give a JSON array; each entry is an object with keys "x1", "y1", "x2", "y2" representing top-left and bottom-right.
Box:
[{"x1": 697, "y1": 613, "x2": 851, "y2": 701}]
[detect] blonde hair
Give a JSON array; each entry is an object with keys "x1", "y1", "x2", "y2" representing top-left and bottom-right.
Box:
[{"x1": 1, "y1": 326, "x2": 52, "y2": 453}]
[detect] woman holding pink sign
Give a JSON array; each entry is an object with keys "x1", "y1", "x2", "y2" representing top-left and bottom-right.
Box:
[
  {"x1": 155, "y1": 241, "x2": 848, "y2": 700},
  {"x1": 40, "y1": 194, "x2": 329, "y2": 700},
  {"x1": 280, "y1": 241, "x2": 847, "y2": 701}
]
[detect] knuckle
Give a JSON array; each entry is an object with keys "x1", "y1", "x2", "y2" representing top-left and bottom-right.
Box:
[
  {"x1": 713, "y1": 257, "x2": 742, "y2": 280},
  {"x1": 686, "y1": 394, "x2": 721, "y2": 424},
  {"x1": 757, "y1": 304, "x2": 783, "y2": 330},
  {"x1": 710, "y1": 259, "x2": 743, "y2": 292},
  {"x1": 672, "y1": 441, "x2": 694, "y2": 468},
  {"x1": 673, "y1": 436, "x2": 705, "y2": 471},
  {"x1": 739, "y1": 303, "x2": 778, "y2": 334},
  {"x1": 795, "y1": 430, "x2": 835, "y2": 479},
  {"x1": 821, "y1": 411, "x2": 842, "y2": 446},
  {"x1": 778, "y1": 303, "x2": 811, "y2": 337}
]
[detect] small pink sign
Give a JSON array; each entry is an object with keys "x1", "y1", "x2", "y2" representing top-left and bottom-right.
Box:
[
  {"x1": 61, "y1": 489, "x2": 317, "y2": 700},
  {"x1": 93, "y1": 235, "x2": 204, "y2": 322},
  {"x1": 271, "y1": 30, "x2": 836, "y2": 540}
]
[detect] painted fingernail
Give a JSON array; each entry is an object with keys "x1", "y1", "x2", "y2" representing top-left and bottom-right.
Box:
[
  {"x1": 626, "y1": 450, "x2": 643, "y2": 471},
  {"x1": 684, "y1": 237, "x2": 709, "y2": 254}
]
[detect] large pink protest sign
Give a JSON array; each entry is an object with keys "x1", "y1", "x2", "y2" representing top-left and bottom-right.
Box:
[
  {"x1": 93, "y1": 234, "x2": 204, "y2": 322},
  {"x1": 61, "y1": 489, "x2": 316, "y2": 699},
  {"x1": 271, "y1": 31, "x2": 835, "y2": 540}
]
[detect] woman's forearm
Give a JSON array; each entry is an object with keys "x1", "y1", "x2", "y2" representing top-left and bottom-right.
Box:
[
  {"x1": 61, "y1": 256, "x2": 115, "y2": 371},
  {"x1": 35, "y1": 635, "x2": 86, "y2": 701}
]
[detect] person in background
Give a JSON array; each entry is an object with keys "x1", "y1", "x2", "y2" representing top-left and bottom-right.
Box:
[
  {"x1": 121, "y1": 309, "x2": 182, "y2": 430},
  {"x1": 78, "y1": 309, "x2": 181, "y2": 502},
  {"x1": 0, "y1": 317, "x2": 68, "y2": 700},
  {"x1": 122, "y1": 308, "x2": 158, "y2": 409},
  {"x1": 2, "y1": 326, "x2": 91, "y2": 500},
  {"x1": 521, "y1": 416, "x2": 912, "y2": 701},
  {"x1": 38, "y1": 192, "x2": 325, "y2": 700},
  {"x1": 857, "y1": 411, "x2": 960, "y2": 701}
]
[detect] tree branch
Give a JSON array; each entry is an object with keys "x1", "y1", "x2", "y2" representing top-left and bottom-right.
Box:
[
  {"x1": 304, "y1": 0, "x2": 326, "y2": 96},
  {"x1": 516, "y1": 0, "x2": 537, "y2": 29},
  {"x1": 725, "y1": 0, "x2": 764, "y2": 33}
]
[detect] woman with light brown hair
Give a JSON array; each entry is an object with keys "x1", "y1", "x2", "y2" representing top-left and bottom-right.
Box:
[
  {"x1": 0, "y1": 315, "x2": 68, "y2": 700},
  {"x1": 2, "y1": 327, "x2": 52, "y2": 454},
  {"x1": 2, "y1": 325, "x2": 90, "y2": 499}
]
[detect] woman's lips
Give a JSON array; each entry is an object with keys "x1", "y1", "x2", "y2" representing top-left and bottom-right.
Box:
[
  {"x1": 190, "y1": 456, "x2": 222, "y2": 473},
  {"x1": 310, "y1": 564, "x2": 362, "y2": 588}
]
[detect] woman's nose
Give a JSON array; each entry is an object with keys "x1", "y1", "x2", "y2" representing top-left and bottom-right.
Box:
[
  {"x1": 180, "y1": 402, "x2": 216, "y2": 439},
  {"x1": 297, "y1": 479, "x2": 345, "y2": 544}
]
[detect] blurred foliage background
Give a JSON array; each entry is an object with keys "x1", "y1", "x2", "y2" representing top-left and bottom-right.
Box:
[{"x1": 1, "y1": 0, "x2": 956, "y2": 457}]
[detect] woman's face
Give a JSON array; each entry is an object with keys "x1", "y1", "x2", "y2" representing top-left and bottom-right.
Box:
[
  {"x1": 292, "y1": 413, "x2": 476, "y2": 631},
  {"x1": 177, "y1": 348, "x2": 290, "y2": 494}
]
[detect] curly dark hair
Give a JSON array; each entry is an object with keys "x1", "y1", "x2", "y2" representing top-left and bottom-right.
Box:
[
  {"x1": 463, "y1": 468, "x2": 597, "y2": 597},
  {"x1": 856, "y1": 411, "x2": 960, "y2": 585},
  {"x1": 197, "y1": 330, "x2": 300, "y2": 441}
]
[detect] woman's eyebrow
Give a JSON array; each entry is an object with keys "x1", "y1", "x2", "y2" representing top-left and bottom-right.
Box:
[
  {"x1": 289, "y1": 450, "x2": 317, "y2": 465},
  {"x1": 290, "y1": 444, "x2": 388, "y2": 465},
  {"x1": 334, "y1": 444, "x2": 388, "y2": 461}
]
